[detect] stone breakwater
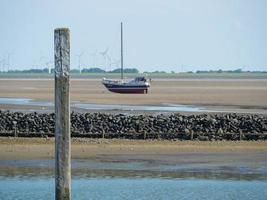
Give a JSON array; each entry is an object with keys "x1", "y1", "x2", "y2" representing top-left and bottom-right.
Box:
[{"x1": 0, "y1": 110, "x2": 267, "y2": 140}]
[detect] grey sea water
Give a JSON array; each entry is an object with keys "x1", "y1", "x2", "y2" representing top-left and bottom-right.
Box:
[
  {"x1": 0, "y1": 156, "x2": 267, "y2": 200},
  {"x1": 0, "y1": 176, "x2": 267, "y2": 200},
  {"x1": 1, "y1": 97, "x2": 266, "y2": 114}
]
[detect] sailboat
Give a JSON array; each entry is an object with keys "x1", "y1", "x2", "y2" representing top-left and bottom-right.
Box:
[{"x1": 102, "y1": 23, "x2": 150, "y2": 94}]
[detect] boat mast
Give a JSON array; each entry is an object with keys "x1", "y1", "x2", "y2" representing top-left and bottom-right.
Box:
[{"x1": 121, "y1": 22, "x2": 124, "y2": 80}]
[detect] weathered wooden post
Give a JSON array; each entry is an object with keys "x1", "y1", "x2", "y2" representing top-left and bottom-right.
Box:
[
  {"x1": 102, "y1": 129, "x2": 105, "y2": 139},
  {"x1": 239, "y1": 129, "x2": 243, "y2": 141},
  {"x1": 54, "y1": 28, "x2": 71, "y2": 200},
  {"x1": 190, "y1": 130, "x2": 194, "y2": 140},
  {"x1": 13, "y1": 121, "x2": 17, "y2": 137},
  {"x1": 143, "y1": 130, "x2": 147, "y2": 140}
]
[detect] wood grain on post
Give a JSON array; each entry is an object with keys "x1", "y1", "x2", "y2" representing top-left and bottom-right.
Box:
[{"x1": 54, "y1": 28, "x2": 71, "y2": 200}]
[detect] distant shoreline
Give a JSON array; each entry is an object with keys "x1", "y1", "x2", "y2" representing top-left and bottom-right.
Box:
[{"x1": 0, "y1": 72, "x2": 267, "y2": 79}]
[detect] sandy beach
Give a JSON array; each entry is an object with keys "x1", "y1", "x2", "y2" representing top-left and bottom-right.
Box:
[
  {"x1": 1, "y1": 137, "x2": 267, "y2": 160},
  {"x1": 0, "y1": 78, "x2": 266, "y2": 108}
]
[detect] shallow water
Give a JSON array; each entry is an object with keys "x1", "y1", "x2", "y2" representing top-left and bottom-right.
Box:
[
  {"x1": 0, "y1": 97, "x2": 53, "y2": 107},
  {"x1": 0, "y1": 176, "x2": 267, "y2": 200},
  {"x1": 1, "y1": 156, "x2": 267, "y2": 199},
  {"x1": 74, "y1": 103, "x2": 204, "y2": 112},
  {"x1": 1, "y1": 156, "x2": 267, "y2": 180},
  {"x1": 1, "y1": 97, "x2": 266, "y2": 114},
  {"x1": 0, "y1": 97, "x2": 204, "y2": 112}
]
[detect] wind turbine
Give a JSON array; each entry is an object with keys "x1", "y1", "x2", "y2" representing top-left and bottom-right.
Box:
[
  {"x1": 5, "y1": 52, "x2": 13, "y2": 72},
  {"x1": 39, "y1": 56, "x2": 49, "y2": 70},
  {"x1": 99, "y1": 48, "x2": 109, "y2": 57},
  {"x1": 0, "y1": 55, "x2": 6, "y2": 72},
  {"x1": 45, "y1": 60, "x2": 53, "y2": 73},
  {"x1": 110, "y1": 59, "x2": 120, "y2": 69},
  {"x1": 0, "y1": 59, "x2": 3, "y2": 72},
  {"x1": 106, "y1": 54, "x2": 113, "y2": 68},
  {"x1": 99, "y1": 48, "x2": 109, "y2": 71},
  {"x1": 90, "y1": 49, "x2": 98, "y2": 67},
  {"x1": 75, "y1": 51, "x2": 85, "y2": 73}
]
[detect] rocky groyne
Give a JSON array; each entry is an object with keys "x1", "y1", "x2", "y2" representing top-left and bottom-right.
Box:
[{"x1": 0, "y1": 110, "x2": 267, "y2": 140}]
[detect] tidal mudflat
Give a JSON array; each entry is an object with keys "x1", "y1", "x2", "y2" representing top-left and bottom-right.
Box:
[
  {"x1": 0, "y1": 78, "x2": 266, "y2": 109},
  {"x1": 0, "y1": 77, "x2": 267, "y2": 199},
  {"x1": 0, "y1": 138, "x2": 267, "y2": 199}
]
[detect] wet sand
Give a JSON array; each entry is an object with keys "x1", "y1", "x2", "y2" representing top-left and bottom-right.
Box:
[
  {"x1": 0, "y1": 78, "x2": 266, "y2": 108},
  {"x1": 1, "y1": 137, "x2": 267, "y2": 160},
  {"x1": 1, "y1": 138, "x2": 267, "y2": 180}
]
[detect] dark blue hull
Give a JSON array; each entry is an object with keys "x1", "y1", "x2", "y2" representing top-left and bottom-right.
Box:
[{"x1": 103, "y1": 83, "x2": 149, "y2": 94}]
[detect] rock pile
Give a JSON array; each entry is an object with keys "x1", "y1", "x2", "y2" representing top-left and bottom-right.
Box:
[{"x1": 0, "y1": 110, "x2": 267, "y2": 140}]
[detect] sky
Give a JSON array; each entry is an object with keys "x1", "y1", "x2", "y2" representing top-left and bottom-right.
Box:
[{"x1": 0, "y1": 0, "x2": 267, "y2": 72}]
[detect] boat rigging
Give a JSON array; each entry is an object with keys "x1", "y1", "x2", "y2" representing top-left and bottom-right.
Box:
[{"x1": 102, "y1": 22, "x2": 150, "y2": 94}]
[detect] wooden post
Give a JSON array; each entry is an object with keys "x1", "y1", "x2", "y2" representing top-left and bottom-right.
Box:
[
  {"x1": 190, "y1": 130, "x2": 194, "y2": 140},
  {"x1": 239, "y1": 129, "x2": 243, "y2": 141},
  {"x1": 14, "y1": 127, "x2": 17, "y2": 137},
  {"x1": 54, "y1": 28, "x2": 71, "y2": 200},
  {"x1": 13, "y1": 121, "x2": 17, "y2": 137},
  {"x1": 143, "y1": 131, "x2": 147, "y2": 140},
  {"x1": 26, "y1": 122, "x2": 29, "y2": 134},
  {"x1": 102, "y1": 130, "x2": 105, "y2": 139}
]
